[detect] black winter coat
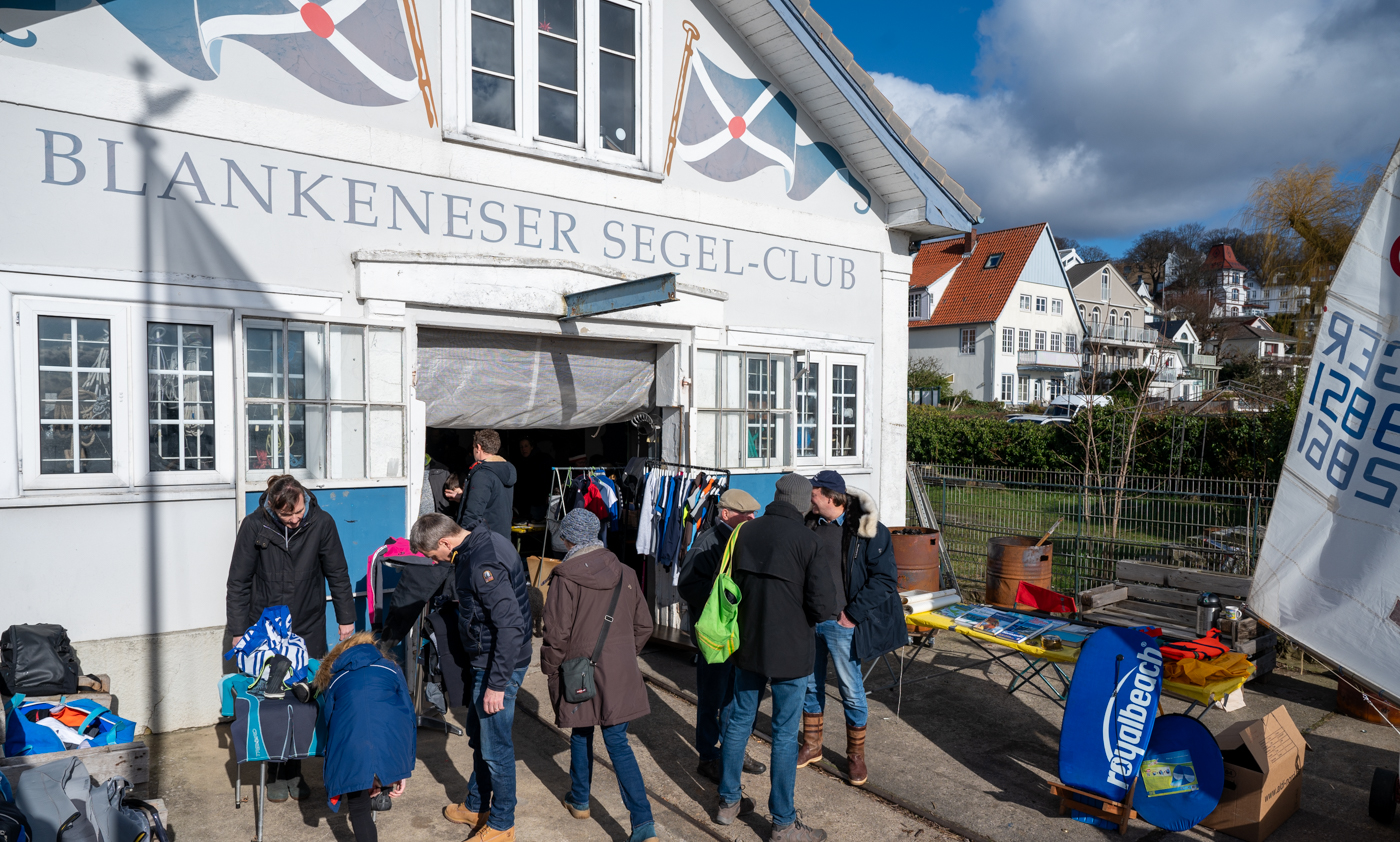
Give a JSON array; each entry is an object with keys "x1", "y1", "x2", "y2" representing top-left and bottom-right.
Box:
[
  {"x1": 459, "y1": 458, "x2": 517, "y2": 539},
  {"x1": 226, "y1": 491, "x2": 355, "y2": 659},
  {"x1": 676, "y1": 521, "x2": 734, "y2": 626},
  {"x1": 730, "y1": 502, "x2": 838, "y2": 681},
  {"x1": 452, "y1": 528, "x2": 532, "y2": 692},
  {"x1": 806, "y1": 487, "x2": 909, "y2": 661}
]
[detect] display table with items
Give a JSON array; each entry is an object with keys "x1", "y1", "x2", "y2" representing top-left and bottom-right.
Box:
[{"x1": 220, "y1": 672, "x2": 323, "y2": 842}]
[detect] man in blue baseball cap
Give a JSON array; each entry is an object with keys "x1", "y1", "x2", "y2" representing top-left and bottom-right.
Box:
[{"x1": 797, "y1": 470, "x2": 905, "y2": 787}]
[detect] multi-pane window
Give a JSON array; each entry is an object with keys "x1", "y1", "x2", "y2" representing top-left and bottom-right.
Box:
[
  {"x1": 1034, "y1": 331, "x2": 1047, "y2": 351},
  {"x1": 38, "y1": 316, "x2": 112, "y2": 474},
  {"x1": 1049, "y1": 379, "x2": 1064, "y2": 399},
  {"x1": 537, "y1": 0, "x2": 580, "y2": 142},
  {"x1": 795, "y1": 363, "x2": 819, "y2": 458},
  {"x1": 1017, "y1": 378, "x2": 1029, "y2": 403},
  {"x1": 908, "y1": 294, "x2": 919, "y2": 320},
  {"x1": 831, "y1": 365, "x2": 858, "y2": 458},
  {"x1": 1051, "y1": 299, "x2": 1063, "y2": 315},
  {"x1": 1000, "y1": 374, "x2": 1013, "y2": 403},
  {"x1": 1066, "y1": 334, "x2": 1077, "y2": 354},
  {"x1": 1017, "y1": 329, "x2": 1030, "y2": 351},
  {"x1": 693, "y1": 350, "x2": 790, "y2": 468},
  {"x1": 471, "y1": 0, "x2": 516, "y2": 130},
  {"x1": 1101, "y1": 268, "x2": 1110, "y2": 301},
  {"x1": 1019, "y1": 294, "x2": 1031, "y2": 312},
  {"x1": 1001, "y1": 327, "x2": 1014, "y2": 353},
  {"x1": 1050, "y1": 332, "x2": 1062, "y2": 353},
  {"x1": 244, "y1": 321, "x2": 405, "y2": 479},
  {"x1": 148, "y1": 323, "x2": 214, "y2": 472},
  {"x1": 463, "y1": 0, "x2": 643, "y2": 161},
  {"x1": 960, "y1": 328, "x2": 977, "y2": 355},
  {"x1": 1035, "y1": 297, "x2": 1047, "y2": 313}
]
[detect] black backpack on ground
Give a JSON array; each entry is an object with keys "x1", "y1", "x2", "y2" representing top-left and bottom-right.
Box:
[
  {"x1": 0, "y1": 801, "x2": 30, "y2": 842},
  {"x1": 0, "y1": 625, "x2": 82, "y2": 696}
]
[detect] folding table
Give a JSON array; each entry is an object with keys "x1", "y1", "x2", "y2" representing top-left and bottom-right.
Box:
[{"x1": 226, "y1": 682, "x2": 323, "y2": 842}]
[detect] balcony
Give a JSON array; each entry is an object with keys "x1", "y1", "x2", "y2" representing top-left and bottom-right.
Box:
[
  {"x1": 1190, "y1": 353, "x2": 1218, "y2": 368},
  {"x1": 1083, "y1": 323, "x2": 1160, "y2": 345},
  {"x1": 1018, "y1": 350, "x2": 1081, "y2": 370}
]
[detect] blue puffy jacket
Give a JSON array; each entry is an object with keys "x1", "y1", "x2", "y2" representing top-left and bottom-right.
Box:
[{"x1": 317, "y1": 636, "x2": 417, "y2": 808}]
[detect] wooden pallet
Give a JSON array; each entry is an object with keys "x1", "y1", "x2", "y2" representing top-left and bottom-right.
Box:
[
  {"x1": 1049, "y1": 779, "x2": 1137, "y2": 834},
  {"x1": 0, "y1": 741, "x2": 150, "y2": 796}
]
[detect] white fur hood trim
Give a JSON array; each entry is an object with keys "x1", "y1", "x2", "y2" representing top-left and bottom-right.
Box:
[{"x1": 849, "y1": 487, "x2": 879, "y2": 539}]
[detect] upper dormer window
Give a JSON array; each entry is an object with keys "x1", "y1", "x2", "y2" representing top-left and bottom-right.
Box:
[
  {"x1": 1100, "y1": 267, "x2": 1110, "y2": 301},
  {"x1": 984, "y1": 253, "x2": 1004, "y2": 270},
  {"x1": 459, "y1": 0, "x2": 646, "y2": 165}
]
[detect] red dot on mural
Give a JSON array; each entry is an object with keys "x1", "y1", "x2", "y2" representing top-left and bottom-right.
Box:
[
  {"x1": 301, "y1": 3, "x2": 335, "y2": 38},
  {"x1": 728, "y1": 116, "x2": 746, "y2": 138}
]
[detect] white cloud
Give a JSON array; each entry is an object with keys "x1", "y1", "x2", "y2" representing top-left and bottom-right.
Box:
[{"x1": 873, "y1": 0, "x2": 1400, "y2": 243}]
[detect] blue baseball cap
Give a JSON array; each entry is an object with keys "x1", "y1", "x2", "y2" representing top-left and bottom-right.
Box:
[{"x1": 811, "y1": 470, "x2": 846, "y2": 495}]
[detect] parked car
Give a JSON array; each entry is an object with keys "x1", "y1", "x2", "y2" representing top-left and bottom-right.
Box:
[{"x1": 1006, "y1": 395, "x2": 1112, "y2": 425}]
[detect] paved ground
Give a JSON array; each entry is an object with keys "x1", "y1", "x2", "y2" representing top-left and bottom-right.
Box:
[{"x1": 147, "y1": 647, "x2": 957, "y2": 842}]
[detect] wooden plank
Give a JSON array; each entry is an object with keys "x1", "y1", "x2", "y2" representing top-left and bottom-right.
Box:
[
  {"x1": 1115, "y1": 560, "x2": 1251, "y2": 598},
  {"x1": 1083, "y1": 609, "x2": 1196, "y2": 640},
  {"x1": 1235, "y1": 631, "x2": 1277, "y2": 657},
  {"x1": 0, "y1": 742, "x2": 148, "y2": 790},
  {"x1": 1110, "y1": 599, "x2": 1198, "y2": 627},
  {"x1": 1125, "y1": 584, "x2": 1246, "y2": 610},
  {"x1": 1079, "y1": 584, "x2": 1127, "y2": 610}
]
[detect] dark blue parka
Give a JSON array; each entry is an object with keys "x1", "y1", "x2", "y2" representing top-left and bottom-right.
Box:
[
  {"x1": 453, "y1": 527, "x2": 532, "y2": 692},
  {"x1": 810, "y1": 487, "x2": 908, "y2": 660},
  {"x1": 318, "y1": 638, "x2": 417, "y2": 807}
]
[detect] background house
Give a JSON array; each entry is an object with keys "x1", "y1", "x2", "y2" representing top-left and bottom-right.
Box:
[
  {"x1": 1210, "y1": 316, "x2": 1301, "y2": 377},
  {"x1": 1067, "y1": 260, "x2": 1159, "y2": 377},
  {"x1": 909, "y1": 224, "x2": 1084, "y2": 405},
  {"x1": 1155, "y1": 318, "x2": 1219, "y2": 399}
]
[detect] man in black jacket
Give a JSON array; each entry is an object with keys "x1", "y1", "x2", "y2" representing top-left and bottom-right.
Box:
[
  {"x1": 459, "y1": 429, "x2": 518, "y2": 540},
  {"x1": 714, "y1": 474, "x2": 836, "y2": 842},
  {"x1": 797, "y1": 471, "x2": 906, "y2": 788},
  {"x1": 677, "y1": 489, "x2": 765, "y2": 784},
  {"x1": 412, "y1": 512, "x2": 532, "y2": 842},
  {"x1": 225, "y1": 474, "x2": 356, "y2": 802}
]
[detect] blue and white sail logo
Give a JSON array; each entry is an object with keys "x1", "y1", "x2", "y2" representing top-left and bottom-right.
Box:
[{"x1": 1103, "y1": 643, "x2": 1163, "y2": 789}]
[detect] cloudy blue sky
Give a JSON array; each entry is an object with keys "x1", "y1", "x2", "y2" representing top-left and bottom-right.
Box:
[{"x1": 818, "y1": 0, "x2": 1400, "y2": 257}]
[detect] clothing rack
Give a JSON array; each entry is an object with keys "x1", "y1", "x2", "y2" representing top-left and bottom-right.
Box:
[
  {"x1": 643, "y1": 459, "x2": 731, "y2": 476},
  {"x1": 542, "y1": 466, "x2": 622, "y2": 558}
]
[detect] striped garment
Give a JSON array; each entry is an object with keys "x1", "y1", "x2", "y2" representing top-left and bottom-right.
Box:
[{"x1": 229, "y1": 606, "x2": 310, "y2": 683}]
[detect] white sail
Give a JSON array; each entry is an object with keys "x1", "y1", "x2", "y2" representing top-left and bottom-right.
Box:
[{"x1": 1251, "y1": 139, "x2": 1400, "y2": 702}]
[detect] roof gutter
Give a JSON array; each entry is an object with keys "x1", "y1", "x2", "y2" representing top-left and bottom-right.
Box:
[{"x1": 765, "y1": 0, "x2": 980, "y2": 235}]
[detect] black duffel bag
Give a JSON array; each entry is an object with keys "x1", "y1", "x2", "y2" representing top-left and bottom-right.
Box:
[{"x1": 0, "y1": 624, "x2": 82, "y2": 696}]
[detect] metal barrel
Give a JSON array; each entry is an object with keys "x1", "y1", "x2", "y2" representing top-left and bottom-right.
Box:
[
  {"x1": 890, "y1": 527, "x2": 941, "y2": 592},
  {"x1": 985, "y1": 536, "x2": 1052, "y2": 609}
]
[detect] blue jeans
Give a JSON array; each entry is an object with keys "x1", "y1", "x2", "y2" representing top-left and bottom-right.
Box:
[
  {"x1": 695, "y1": 657, "x2": 736, "y2": 762},
  {"x1": 568, "y1": 723, "x2": 654, "y2": 833},
  {"x1": 721, "y1": 669, "x2": 805, "y2": 828},
  {"x1": 463, "y1": 665, "x2": 527, "y2": 831},
  {"x1": 804, "y1": 620, "x2": 869, "y2": 727}
]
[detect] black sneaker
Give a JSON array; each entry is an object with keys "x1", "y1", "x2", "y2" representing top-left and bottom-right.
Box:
[{"x1": 697, "y1": 758, "x2": 722, "y2": 784}]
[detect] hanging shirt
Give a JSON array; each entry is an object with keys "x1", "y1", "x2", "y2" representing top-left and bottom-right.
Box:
[{"x1": 636, "y1": 471, "x2": 660, "y2": 556}]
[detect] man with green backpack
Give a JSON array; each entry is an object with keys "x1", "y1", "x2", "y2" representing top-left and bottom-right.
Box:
[{"x1": 677, "y1": 489, "x2": 767, "y2": 785}]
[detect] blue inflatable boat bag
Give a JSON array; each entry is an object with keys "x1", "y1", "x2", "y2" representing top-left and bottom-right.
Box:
[{"x1": 2, "y1": 696, "x2": 136, "y2": 757}]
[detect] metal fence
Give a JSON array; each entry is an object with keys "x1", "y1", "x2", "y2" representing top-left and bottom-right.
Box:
[{"x1": 907, "y1": 463, "x2": 1276, "y2": 598}]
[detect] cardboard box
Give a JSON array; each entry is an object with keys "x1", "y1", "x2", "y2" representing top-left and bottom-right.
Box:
[
  {"x1": 526, "y1": 556, "x2": 562, "y2": 597},
  {"x1": 1202, "y1": 705, "x2": 1308, "y2": 842}
]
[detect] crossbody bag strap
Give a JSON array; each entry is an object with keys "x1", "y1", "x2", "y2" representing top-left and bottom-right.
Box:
[
  {"x1": 590, "y1": 578, "x2": 626, "y2": 665},
  {"x1": 718, "y1": 520, "x2": 745, "y2": 579}
]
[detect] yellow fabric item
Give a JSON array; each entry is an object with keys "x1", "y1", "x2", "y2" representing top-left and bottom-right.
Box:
[{"x1": 1164, "y1": 652, "x2": 1252, "y2": 686}]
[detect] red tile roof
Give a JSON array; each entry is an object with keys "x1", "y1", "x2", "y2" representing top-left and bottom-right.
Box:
[
  {"x1": 909, "y1": 223, "x2": 1047, "y2": 327},
  {"x1": 1204, "y1": 243, "x2": 1248, "y2": 273}
]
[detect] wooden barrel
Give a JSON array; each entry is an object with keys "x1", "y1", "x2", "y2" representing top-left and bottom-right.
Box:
[
  {"x1": 986, "y1": 536, "x2": 1052, "y2": 609},
  {"x1": 890, "y1": 528, "x2": 941, "y2": 592},
  {"x1": 1337, "y1": 676, "x2": 1400, "y2": 725}
]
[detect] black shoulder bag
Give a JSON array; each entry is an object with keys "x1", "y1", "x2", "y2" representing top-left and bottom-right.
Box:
[{"x1": 559, "y1": 579, "x2": 624, "y2": 704}]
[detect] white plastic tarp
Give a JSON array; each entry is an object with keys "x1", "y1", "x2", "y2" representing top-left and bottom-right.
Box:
[
  {"x1": 1251, "y1": 139, "x2": 1400, "y2": 702},
  {"x1": 416, "y1": 329, "x2": 655, "y2": 429}
]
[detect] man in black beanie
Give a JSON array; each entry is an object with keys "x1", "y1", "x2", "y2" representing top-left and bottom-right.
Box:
[{"x1": 712, "y1": 473, "x2": 837, "y2": 842}]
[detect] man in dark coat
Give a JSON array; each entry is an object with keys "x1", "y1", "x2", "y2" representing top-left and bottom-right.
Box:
[
  {"x1": 412, "y1": 513, "x2": 532, "y2": 842},
  {"x1": 226, "y1": 474, "x2": 356, "y2": 801},
  {"x1": 714, "y1": 474, "x2": 836, "y2": 842},
  {"x1": 677, "y1": 489, "x2": 766, "y2": 784},
  {"x1": 797, "y1": 471, "x2": 906, "y2": 788},
  {"x1": 541, "y1": 508, "x2": 657, "y2": 842},
  {"x1": 459, "y1": 429, "x2": 518, "y2": 540}
]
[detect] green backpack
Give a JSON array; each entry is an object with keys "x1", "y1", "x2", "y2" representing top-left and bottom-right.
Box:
[{"x1": 694, "y1": 521, "x2": 746, "y2": 665}]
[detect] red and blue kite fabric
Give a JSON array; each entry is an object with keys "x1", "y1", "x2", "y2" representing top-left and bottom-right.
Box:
[
  {"x1": 676, "y1": 50, "x2": 870, "y2": 211},
  {"x1": 97, "y1": 0, "x2": 420, "y2": 107}
]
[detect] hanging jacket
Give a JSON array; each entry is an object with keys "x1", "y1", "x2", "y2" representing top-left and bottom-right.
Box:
[
  {"x1": 459, "y1": 457, "x2": 518, "y2": 540},
  {"x1": 226, "y1": 491, "x2": 355, "y2": 659},
  {"x1": 452, "y1": 528, "x2": 532, "y2": 692},
  {"x1": 540, "y1": 547, "x2": 652, "y2": 728},
  {"x1": 315, "y1": 634, "x2": 416, "y2": 807}
]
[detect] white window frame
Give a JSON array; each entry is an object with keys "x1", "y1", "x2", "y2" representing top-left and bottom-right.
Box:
[
  {"x1": 959, "y1": 328, "x2": 977, "y2": 355},
  {"x1": 1034, "y1": 331, "x2": 1047, "y2": 351},
  {"x1": 443, "y1": 0, "x2": 657, "y2": 174},
  {"x1": 692, "y1": 347, "x2": 793, "y2": 471},
  {"x1": 1035, "y1": 296, "x2": 1047, "y2": 313},
  {"x1": 1017, "y1": 329, "x2": 1030, "y2": 351},
  {"x1": 137, "y1": 304, "x2": 236, "y2": 487},
  {"x1": 1049, "y1": 332, "x2": 1062, "y2": 353},
  {"x1": 1051, "y1": 298, "x2": 1063, "y2": 316},
  {"x1": 18, "y1": 297, "x2": 131, "y2": 491},
  {"x1": 1101, "y1": 268, "x2": 1110, "y2": 301},
  {"x1": 1019, "y1": 294, "x2": 1031, "y2": 312},
  {"x1": 824, "y1": 352, "x2": 863, "y2": 466},
  {"x1": 1000, "y1": 374, "x2": 1013, "y2": 403},
  {"x1": 1001, "y1": 327, "x2": 1014, "y2": 354},
  {"x1": 1065, "y1": 333, "x2": 1078, "y2": 354}
]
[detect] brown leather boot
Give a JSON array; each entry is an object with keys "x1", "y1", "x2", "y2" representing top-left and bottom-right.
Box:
[
  {"x1": 846, "y1": 725, "x2": 868, "y2": 785},
  {"x1": 796, "y1": 712, "x2": 823, "y2": 768},
  {"x1": 443, "y1": 803, "x2": 490, "y2": 834}
]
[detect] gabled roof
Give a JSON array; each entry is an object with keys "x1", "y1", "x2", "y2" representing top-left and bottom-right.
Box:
[
  {"x1": 1065, "y1": 260, "x2": 1115, "y2": 286},
  {"x1": 1218, "y1": 321, "x2": 1297, "y2": 344},
  {"x1": 1204, "y1": 243, "x2": 1248, "y2": 273},
  {"x1": 1160, "y1": 319, "x2": 1195, "y2": 341},
  {"x1": 713, "y1": 0, "x2": 980, "y2": 238},
  {"x1": 908, "y1": 223, "x2": 1047, "y2": 327}
]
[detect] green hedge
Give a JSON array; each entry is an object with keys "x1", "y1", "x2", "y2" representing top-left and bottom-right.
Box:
[{"x1": 907, "y1": 403, "x2": 1296, "y2": 480}]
